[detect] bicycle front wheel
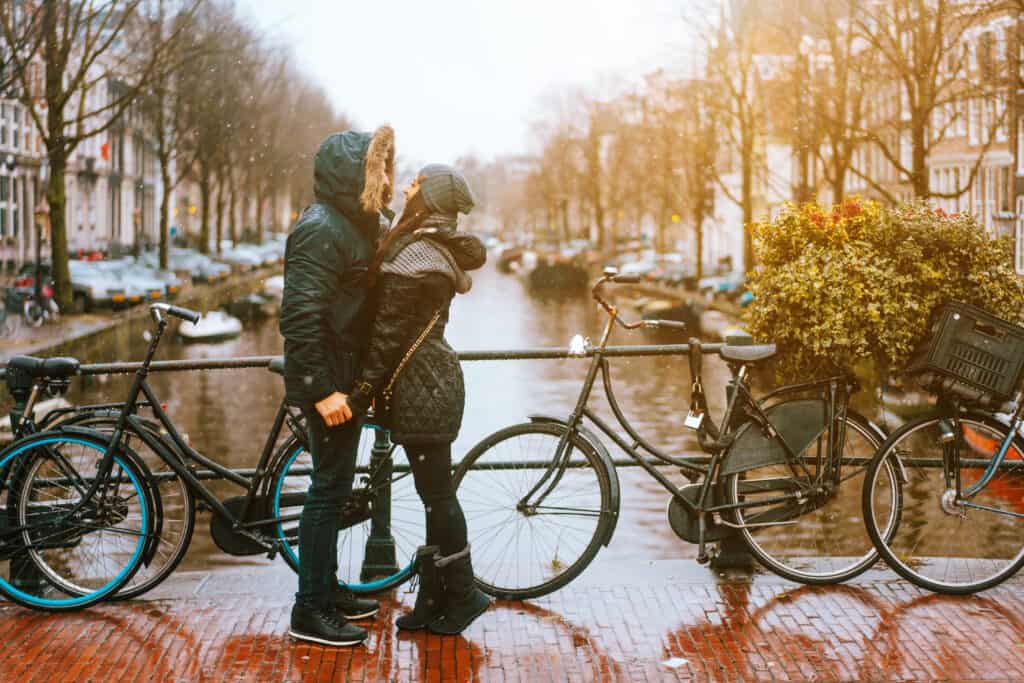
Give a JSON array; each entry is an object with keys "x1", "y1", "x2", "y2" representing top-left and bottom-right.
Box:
[
  {"x1": 724, "y1": 407, "x2": 893, "y2": 584},
  {"x1": 453, "y1": 422, "x2": 615, "y2": 600},
  {"x1": 53, "y1": 415, "x2": 196, "y2": 600},
  {"x1": 863, "y1": 412, "x2": 1024, "y2": 594},
  {"x1": 270, "y1": 424, "x2": 422, "y2": 593},
  {"x1": 0, "y1": 431, "x2": 152, "y2": 611}
]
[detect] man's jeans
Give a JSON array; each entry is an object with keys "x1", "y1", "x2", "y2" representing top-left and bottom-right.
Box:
[{"x1": 296, "y1": 405, "x2": 363, "y2": 603}]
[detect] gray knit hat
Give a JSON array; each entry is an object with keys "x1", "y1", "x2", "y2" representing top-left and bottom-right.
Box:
[{"x1": 418, "y1": 164, "x2": 476, "y2": 216}]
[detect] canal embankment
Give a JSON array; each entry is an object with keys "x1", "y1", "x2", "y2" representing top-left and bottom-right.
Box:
[{"x1": 0, "y1": 267, "x2": 281, "y2": 364}]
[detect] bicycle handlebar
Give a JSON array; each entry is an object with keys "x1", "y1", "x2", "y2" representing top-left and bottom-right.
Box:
[
  {"x1": 150, "y1": 303, "x2": 201, "y2": 324},
  {"x1": 592, "y1": 269, "x2": 687, "y2": 336}
]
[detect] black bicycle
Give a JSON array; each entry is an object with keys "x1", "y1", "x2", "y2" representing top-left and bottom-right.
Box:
[
  {"x1": 453, "y1": 268, "x2": 895, "y2": 599},
  {"x1": 0, "y1": 303, "x2": 422, "y2": 611}
]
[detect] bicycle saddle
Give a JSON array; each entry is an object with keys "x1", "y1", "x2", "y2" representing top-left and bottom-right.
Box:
[
  {"x1": 719, "y1": 343, "x2": 777, "y2": 363},
  {"x1": 267, "y1": 356, "x2": 284, "y2": 376},
  {"x1": 7, "y1": 355, "x2": 81, "y2": 379}
]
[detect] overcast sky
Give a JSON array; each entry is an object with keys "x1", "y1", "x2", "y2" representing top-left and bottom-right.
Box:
[{"x1": 237, "y1": 0, "x2": 699, "y2": 167}]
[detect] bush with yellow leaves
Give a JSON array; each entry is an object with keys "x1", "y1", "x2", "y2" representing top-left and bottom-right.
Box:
[{"x1": 745, "y1": 198, "x2": 1024, "y2": 381}]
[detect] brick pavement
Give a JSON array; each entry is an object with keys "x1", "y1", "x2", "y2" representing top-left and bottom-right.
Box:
[{"x1": 3, "y1": 561, "x2": 1024, "y2": 682}]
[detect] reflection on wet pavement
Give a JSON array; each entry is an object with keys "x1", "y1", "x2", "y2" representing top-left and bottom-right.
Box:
[{"x1": 3, "y1": 563, "x2": 1024, "y2": 681}]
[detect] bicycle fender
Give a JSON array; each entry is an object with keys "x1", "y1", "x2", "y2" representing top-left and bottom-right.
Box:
[
  {"x1": 527, "y1": 414, "x2": 621, "y2": 547},
  {"x1": 55, "y1": 424, "x2": 165, "y2": 567},
  {"x1": 720, "y1": 399, "x2": 827, "y2": 476}
]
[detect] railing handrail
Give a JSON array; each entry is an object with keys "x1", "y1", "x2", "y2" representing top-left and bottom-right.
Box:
[{"x1": 0, "y1": 343, "x2": 726, "y2": 378}]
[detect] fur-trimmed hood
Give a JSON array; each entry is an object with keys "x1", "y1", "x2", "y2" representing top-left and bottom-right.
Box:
[{"x1": 313, "y1": 125, "x2": 395, "y2": 225}]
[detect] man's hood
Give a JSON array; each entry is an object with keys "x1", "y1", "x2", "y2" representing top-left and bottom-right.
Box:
[{"x1": 313, "y1": 125, "x2": 394, "y2": 222}]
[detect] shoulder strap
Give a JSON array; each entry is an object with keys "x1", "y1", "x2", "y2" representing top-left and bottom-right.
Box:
[{"x1": 383, "y1": 309, "x2": 443, "y2": 395}]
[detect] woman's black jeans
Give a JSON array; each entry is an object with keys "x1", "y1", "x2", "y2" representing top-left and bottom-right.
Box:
[
  {"x1": 296, "y1": 405, "x2": 363, "y2": 604},
  {"x1": 405, "y1": 442, "x2": 468, "y2": 556}
]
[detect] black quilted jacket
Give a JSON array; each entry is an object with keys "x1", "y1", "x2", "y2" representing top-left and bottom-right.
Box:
[{"x1": 348, "y1": 232, "x2": 485, "y2": 445}]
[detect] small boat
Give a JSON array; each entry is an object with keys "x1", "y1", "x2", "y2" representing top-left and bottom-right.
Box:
[
  {"x1": 261, "y1": 275, "x2": 284, "y2": 300},
  {"x1": 178, "y1": 310, "x2": 243, "y2": 343},
  {"x1": 223, "y1": 293, "x2": 275, "y2": 321}
]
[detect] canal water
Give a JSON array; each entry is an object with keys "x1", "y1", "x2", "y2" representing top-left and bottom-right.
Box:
[{"x1": 62, "y1": 259, "x2": 907, "y2": 576}]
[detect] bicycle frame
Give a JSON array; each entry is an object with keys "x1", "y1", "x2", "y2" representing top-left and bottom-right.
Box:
[
  {"x1": 946, "y1": 394, "x2": 1024, "y2": 510},
  {"x1": 81, "y1": 312, "x2": 309, "y2": 553},
  {"x1": 521, "y1": 276, "x2": 860, "y2": 555}
]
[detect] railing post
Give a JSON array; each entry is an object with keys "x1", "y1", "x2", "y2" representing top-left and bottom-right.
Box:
[{"x1": 360, "y1": 425, "x2": 400, "y2": 581}]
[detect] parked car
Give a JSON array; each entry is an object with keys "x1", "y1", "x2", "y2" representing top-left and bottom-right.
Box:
[
  {"x1": 157, "y1": 248, "x2": 231, "y2": 284},
  {"x1": 216, "y1": 242, "x2": 264, "y2": 272},
  {"x1": 699, "y1": 272, "x2": 746, "y2": 298},
  {"x1": 94, "y1": 260, "x2": 167, "y2": 304},
  {"x1": 118, "y1": 260, "x2": 183, "y2": 300},
  {"x1": 15, "y1": 261, "x2": 126, "y2": 312}
]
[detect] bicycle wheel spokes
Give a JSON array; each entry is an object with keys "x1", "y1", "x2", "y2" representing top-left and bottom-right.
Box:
[
  {"x1": 730, "y1": 412, "x2": 891, "y2": 584},
  {"x1": 455, "y1": 423, "x2": 612, "y2": 600},
  {"x1": 866, "y1": 415, "x2": 1024, "y2": 594},
  {"x1": 1, "y1": 433, "x2": 149, "y2": 610},
  {"x1": 273, "y1": 425, "x2": 422, "y2": 592}
]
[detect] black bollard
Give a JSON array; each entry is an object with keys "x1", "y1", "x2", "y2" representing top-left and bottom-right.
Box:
[{"x1": 360, "y1": 426, "x2": 400, "y2": 582}]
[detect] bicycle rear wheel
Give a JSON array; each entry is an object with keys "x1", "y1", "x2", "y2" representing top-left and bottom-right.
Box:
[
  {"x1": 863, "y1": 412, "x2": 1024, "y2": 594},
  {"x1": 724, "y1": 407, "x2": 894, "y2": 584},
  {"x1": 452, "y1": 422, "x2": 615, "y2": 600},
  {"x1": 270, "y1": 424, "x2": 422, "y2": 593},
  {"x1": 0, "y1": 431, "x2": 151, "y2": 611}
]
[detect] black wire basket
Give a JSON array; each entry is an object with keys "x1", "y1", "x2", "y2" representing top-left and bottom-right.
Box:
[{"x1": 906, "y1": 301, "x2": 1024, "y2": 407}]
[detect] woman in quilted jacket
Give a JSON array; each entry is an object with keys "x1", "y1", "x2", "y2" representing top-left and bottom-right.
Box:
[{"x1": 344, "y1": 163, "x2": 489, "y2": 635}]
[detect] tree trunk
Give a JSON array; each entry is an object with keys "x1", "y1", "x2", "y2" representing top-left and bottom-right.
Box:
[
  {"x1": 741, "y1": 133, "x2": 754, "y2": 273},
  {"x1": 912, "y1": 116, "x2": 928, "y2": 197},
  {"x1": 199, "y1": 162, "x2": 211, "y2": 254},
  {"x1": 228, "y1": 175, "x2": 238, "y2": 245},
  {"x1": 215, "y1": 177, "x2": 225, "y2": 255},
  {"x1": 694, "y1": 205, "x2": 705, "y2": 282},
  {"x1": 48, "y1": 149, "x2": 71, "y2": 311},
  {"x1": 255, "y1": 183, "x2": 265, "y2": 245},
  {"x1": 159, "y1": 161, "x2": 171, "y2": 269},
  {"x1": 270, "y1": 188, "x2": 278, "y2": 236}
]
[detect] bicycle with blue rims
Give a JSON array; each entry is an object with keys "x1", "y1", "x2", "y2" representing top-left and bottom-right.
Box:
[
  {"x1": 0, "y1": 303, "x2": 422, "y2": 610},
  {"x1": 0, "y1": 364, "x2": 155, "y2": 611},
  {"x1": 862, "y1": 302, "x2": 1024, "y2": 595}
]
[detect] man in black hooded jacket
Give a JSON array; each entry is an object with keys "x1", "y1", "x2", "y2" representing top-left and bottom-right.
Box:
[{"x1": 279, "y1": 125, "x2": 394, "y2": 647}]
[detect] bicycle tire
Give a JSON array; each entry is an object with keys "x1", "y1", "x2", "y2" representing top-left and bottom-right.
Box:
[
  {"x1": 269, "y1": 424, "x2": 419, "y2": 594},
  {"x1": 452, "y1": 421, "x2": 615, "y2": 600},
  {"x1": 863, "y1": 411, "x2": 1024, "y2": 595},
  {"x1": 23, "y1": 300, "x2": 43, "y2": 328},
  {"x1": 55, "y1": 416, "x2": 197, "y2": 601},
  {"x1": 0, "y1": 430, "x2": 152, "y2": 611},
  {"x1": 723, "y1": 407, "x2": 895, "y2": 584}
]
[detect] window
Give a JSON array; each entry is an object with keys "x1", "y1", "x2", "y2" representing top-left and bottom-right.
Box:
[{"x1": 1000, "y1": 167, "x2": 1011, "y2": 213}]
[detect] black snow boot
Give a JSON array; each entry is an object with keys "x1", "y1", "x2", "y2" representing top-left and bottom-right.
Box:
[
  {"x1": 396, "y1": 545, "x2": 443, "y2": 631},
  {"x1": 428, "y1": 545, "x2": 490, "y2": 635}
]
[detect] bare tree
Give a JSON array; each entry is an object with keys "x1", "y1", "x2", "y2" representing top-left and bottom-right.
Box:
[
  {"x1": 0, "y1": 0, "x2": 200, "y2": 308},
  {"x1": 852, "y1": 0, "x2": 1008, "y2": 200},
  {"x1": 0, "y1": 1, "x2": 45, "y2": 96}
]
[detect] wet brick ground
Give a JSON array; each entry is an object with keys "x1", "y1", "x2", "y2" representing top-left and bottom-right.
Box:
[{"x1": 2, "y1": 561, "x2": 1024, "y2": 682}]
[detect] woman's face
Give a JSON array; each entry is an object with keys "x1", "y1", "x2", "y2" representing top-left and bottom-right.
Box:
[{"x1": 403, "y1": 175, "x2": 422, "y2": 203}]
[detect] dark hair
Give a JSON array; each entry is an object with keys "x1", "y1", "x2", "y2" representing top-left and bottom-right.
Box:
[{"x1": 367, "y1": 189, "x2": 430, "y2": 287}]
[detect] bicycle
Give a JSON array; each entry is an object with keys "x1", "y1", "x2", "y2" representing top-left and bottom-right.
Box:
[
  {"x1": 0, "y1": 288, "x2": 22, "y2": 338},
  {"x1": 862, "y1": 301, "x2": 1024, "y2": 595},
  {"x1": 453, "y1": 267, "x2": 894, "y2": 599},
  {"x1": 0, "y1": 303, "x2": 422, "y2": 611}
]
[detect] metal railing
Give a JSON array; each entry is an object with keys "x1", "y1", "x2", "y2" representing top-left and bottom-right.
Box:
[{"x1": 1, "y1": 341, "x2": 746, "y2": 581}]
